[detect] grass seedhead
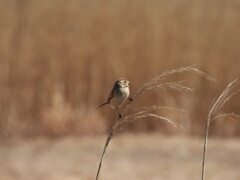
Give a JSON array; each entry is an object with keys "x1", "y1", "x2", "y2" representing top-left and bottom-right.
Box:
[
  {"x1": 96, "y1": 65, "x2": 215, "y2": 180},
  {"x1": 201, "y1": 78, "x2": 240, "y2": 180}
]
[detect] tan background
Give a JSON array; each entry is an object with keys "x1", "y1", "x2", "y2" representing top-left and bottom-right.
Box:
[
  {"x1": 1, "y1": 0, "x2": 240, "y2": 137},
  {"x1": 0, "y1": 1, "x2": 240, "y2": 180}
]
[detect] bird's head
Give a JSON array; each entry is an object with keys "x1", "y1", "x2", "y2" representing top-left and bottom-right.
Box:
[{"x1": 116, "y1": 78, "x2": 130, "y2": 88}]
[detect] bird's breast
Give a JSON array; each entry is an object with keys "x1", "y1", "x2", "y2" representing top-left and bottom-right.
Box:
[
  {"x1": 110, "y1": 87, "x2": 129, "y2": 109},
  {"x1": 117, "y1": 87, "x2": 129, "y2": 99}
]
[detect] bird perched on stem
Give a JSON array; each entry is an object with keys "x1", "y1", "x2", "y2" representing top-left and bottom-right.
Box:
[{"x1": 97, "y1": 78, "x2": 130, "y2": 113}]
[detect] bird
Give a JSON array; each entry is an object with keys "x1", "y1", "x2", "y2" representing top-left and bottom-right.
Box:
[{"x1": 97, "y1": 78, "x2": 130, "y2": 110}]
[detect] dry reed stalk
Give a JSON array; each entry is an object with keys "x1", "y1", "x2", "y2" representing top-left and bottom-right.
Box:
[
  {"x1": 201, "y1": 78, "x2": 240, "y2": 180},
  {"x1": 96, "y1": 65, "x2": 215, "y2": 180}
]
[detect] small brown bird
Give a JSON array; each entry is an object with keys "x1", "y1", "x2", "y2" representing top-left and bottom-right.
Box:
[{"x1": 97, "y1": 78, "x2": 130, "y2": 109}]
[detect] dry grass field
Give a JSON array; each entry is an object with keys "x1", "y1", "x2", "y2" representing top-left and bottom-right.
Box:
[
  {"x1": 0, "y1": 134, "x2": 239, "y2": 180},
  {"x1": 0, "y1": 1, "x2": 240, "y2": 179},
  {"x1": 0, "y1": 0, "x2": 240, "y2": 137}
]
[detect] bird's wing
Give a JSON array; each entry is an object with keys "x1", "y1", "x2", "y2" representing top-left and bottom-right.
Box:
[
  {"x1": 107, "y1": 86, "x2": 115, "y2": 103},
  {"x1": 97, "y1": 82, "x2": 117, "y2": 109}
]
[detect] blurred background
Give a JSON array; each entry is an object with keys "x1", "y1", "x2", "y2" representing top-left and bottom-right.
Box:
[{"x1": 0, "y1": 0, "x2": 240, "y2": 180}]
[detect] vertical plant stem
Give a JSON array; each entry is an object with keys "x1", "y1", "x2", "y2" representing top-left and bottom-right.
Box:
[
  {"x1": 95, "y1": 127, "x2": 114, "y2": 180},
  {"x1": 201, "y1": 119, "x2": 210, "y2": 180},
  {"x1": 95, "y1": 113, "x2": 122, "y2": 180}
]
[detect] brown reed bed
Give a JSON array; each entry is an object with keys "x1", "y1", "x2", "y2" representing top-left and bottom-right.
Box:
[{"x1": 1, "y1": 0, "x2": 240, "y2": 137}]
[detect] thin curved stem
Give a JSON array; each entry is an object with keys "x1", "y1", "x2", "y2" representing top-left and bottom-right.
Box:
[
  {"x1": 201, "y1": 118, "x2": 210, "y2": 180},
  {"x1": 95, "y1": 128, "x2": 113, "y2": 180}
]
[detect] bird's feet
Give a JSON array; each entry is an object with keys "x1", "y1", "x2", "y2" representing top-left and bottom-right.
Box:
[
  {"x1": 128, "y1": 97, "x2": 133, "y2": 102},
  {"x1": 118, "y1": 113, "x2": 122, "y2": 119}
]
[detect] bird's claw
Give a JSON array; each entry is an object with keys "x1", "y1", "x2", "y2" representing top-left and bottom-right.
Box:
[
  {"x1": 128, "y1": 97, "x2": 133, "y2": 102},
  {"x1": 118, "y1": 113, "x2": 122, "y2": 119}
]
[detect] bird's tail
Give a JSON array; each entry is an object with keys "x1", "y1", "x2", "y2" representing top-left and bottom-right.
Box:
[{"x1": 97, "y1": 102, "x2": 109, "y2": 109}]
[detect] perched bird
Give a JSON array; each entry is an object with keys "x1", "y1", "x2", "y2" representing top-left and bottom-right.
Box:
[{"x1": 97, "y1": 78, "x2": 130, "y2": 109}]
